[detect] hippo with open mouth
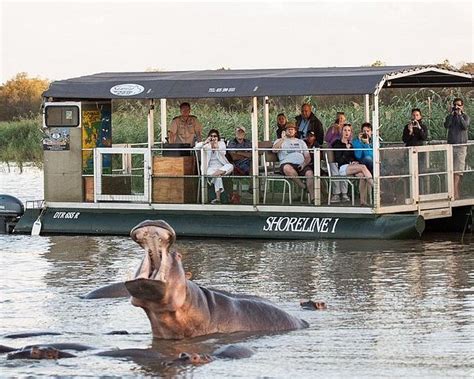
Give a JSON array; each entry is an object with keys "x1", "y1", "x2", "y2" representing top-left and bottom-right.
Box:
[{"x1": 124, "y1": 220, "x2": 308, "y2": 339}]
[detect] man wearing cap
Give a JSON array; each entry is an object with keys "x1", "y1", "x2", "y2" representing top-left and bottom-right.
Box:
[
  {"x1": 168, "y1": 102, "x2": 203, "y2": 146},
  {"x1": 273, "y1": 122, "x2": 315, "y2": 202},
  {"x1": 295, "y1": 103, "x2": 324, "y2": 144},
  {"x1": 227, "y1": 126, "x2": 252, "y2": 175}
]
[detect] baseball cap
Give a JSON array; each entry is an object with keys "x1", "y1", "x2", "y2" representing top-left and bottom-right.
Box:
[
  {"x1": 285, "y1": 122, "x2": 297, "y2": 130},
  {"x1": 307, "y1": 131, "x2": 316, "y2": 137},
  {"x1": 235, "y1": 126, "x2": 246, "y2": 132}
]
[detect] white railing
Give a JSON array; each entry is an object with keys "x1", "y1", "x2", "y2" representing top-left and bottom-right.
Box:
[{"x1": 86, "y1": 142, "x2": 473, "y2": 211}]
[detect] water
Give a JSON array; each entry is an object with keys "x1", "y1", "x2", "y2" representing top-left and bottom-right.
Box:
[{"x1": 1, "y1": 166, "x2": 473, "y2": 377}]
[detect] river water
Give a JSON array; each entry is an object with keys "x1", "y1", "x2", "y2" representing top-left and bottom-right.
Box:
[{"x1": 1, "y1": 166, "x2": 473, "y2": 378}]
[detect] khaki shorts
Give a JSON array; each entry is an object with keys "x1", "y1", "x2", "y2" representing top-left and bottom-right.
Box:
[{"x1": 453, "y1": 145, "x2": 467, "y2": 173}]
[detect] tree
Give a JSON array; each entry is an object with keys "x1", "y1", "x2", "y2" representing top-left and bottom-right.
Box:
[
  {"x1": 459, "y1": 62, "x2": 474, "y2": 74},
  {"x1": 371, "y1": 60, "x2": 385, "y2": 67},
  {"x1": 0, "y1": 73, "x2": 50, "y2": 121}
]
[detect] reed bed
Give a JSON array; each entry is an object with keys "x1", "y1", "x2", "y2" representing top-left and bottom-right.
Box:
[{"x1": 0, "y1": 89, "x2": 472, "y2": 167}]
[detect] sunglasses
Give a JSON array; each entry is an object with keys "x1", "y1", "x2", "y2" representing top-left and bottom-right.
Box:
[
  {"x1": 210, "y1": 134, "x2": 218, "y2": 138},
  {"x1": 343, "y1": 123, "x2": 352, "y2": 126},
  {"x1": 454, "y1": 103, "x2": 463, "y2": 107}
]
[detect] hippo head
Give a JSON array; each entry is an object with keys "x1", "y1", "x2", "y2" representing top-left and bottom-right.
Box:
[
  {"x1": 166, "y1": 352, "x2": 213, "y2": 366},
  {"x1": 125, "y1": 220, "x2": 187, "y2": 312}
]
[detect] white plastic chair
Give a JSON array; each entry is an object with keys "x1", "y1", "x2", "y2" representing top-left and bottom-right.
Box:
[
  {"x1": 325, "y1": 152, "x2": 355, "y2": 206},
  {"x1": 261, "y1": 143, "x2": 293, "y2": 204}
]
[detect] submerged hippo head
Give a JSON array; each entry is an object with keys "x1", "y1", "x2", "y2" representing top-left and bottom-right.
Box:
[
  {"x1": 167, "y1": 352, "x2": 213, "y2": 366},
  {"x1": 126, "y1": 220, "x2": 187, "y2": 314}
]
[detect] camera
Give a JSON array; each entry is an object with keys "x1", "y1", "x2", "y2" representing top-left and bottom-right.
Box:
[
  {"x1": 361, "y1": 132, "x2": 368, "y2": 139},
  {"x1": 411, "y1": 120, "x2": 418, "y2": 126}
]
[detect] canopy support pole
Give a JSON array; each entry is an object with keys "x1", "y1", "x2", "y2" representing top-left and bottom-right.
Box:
[
  {"x1": 147, "y1": 99, "x2": 155, "y2": 149},
  {"x1": 263, "y1": 96, "x2": 270, "y2": 141},
  {"x1": 364, "y1": 94, "x2": 370, "y2": 122},
  {"x1": 251, "y1": 97, "x2": 259, "y2": 205},
  {"x1": 160, "y1": 99, "x2": 167, "y2": 143},
  {"x1": 372, "y1": 93, "x2": 380, "y2": 211}
]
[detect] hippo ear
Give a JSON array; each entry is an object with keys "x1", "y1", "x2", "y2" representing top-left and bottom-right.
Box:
[{"x1": 124, "y1": 278, "x2": 166, "y2": 300}]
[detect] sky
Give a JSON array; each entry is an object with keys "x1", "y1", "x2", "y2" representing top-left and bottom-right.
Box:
[{"x1": 0, "y1": 0, "x2": 472, "y2": 83}]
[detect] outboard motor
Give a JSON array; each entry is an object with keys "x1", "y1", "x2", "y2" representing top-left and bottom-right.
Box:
[{"x1": 0, "y1": 195, "x2": 24, "y2": 234}]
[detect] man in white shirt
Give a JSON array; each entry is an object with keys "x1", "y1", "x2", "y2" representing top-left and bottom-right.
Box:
[{"x1": 272, "y1": 122, "x2": 315, "y2": 202}]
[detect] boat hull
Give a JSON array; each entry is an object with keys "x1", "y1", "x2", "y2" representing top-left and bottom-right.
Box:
[{"x1": 14, "y1": 207, "x2": 425, "y2": 240}]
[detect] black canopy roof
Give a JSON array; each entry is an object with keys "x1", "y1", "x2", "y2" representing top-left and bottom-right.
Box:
[{"x1": 44, "y1": 65, "x2": 473, "y2": 100}]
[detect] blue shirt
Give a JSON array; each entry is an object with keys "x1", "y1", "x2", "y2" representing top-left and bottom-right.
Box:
[
  {"x1": 352, "y1": 138, "x2": 373, "y2": 161},
  {"x1": 298, "y1": 119, "x2": 310, "y2": 138}
]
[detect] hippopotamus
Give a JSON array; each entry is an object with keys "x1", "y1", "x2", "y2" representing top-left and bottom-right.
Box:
[
  {"x1": 7, "y1": 346, "x2": 76, "y2": 360},
  {"x1": 124, "y1": 220, "x2": 308, "y2": 339},
  {"x1": 300, "y1": 299, "x2": 327, "y2": 310},
  {"x1": 166, "y1": 344, "x2": 254, "y2": 366},
  {"x1": 3, "y1": 343, "x2": 253, "y2": 365}
]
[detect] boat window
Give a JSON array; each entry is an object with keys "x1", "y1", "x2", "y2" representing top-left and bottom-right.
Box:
[{"x1": 44, "y1": 105, "x2": 80, "y2": 127}]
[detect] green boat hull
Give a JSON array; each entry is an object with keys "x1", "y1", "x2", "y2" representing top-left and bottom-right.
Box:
[{"x1": 14, "y1": 207, "x2": 425, "y2": 239}]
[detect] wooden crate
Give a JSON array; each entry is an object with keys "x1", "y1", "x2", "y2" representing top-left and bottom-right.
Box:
[
  {"x1": 83, "y1": 176, "x2": 132, "y2": 202},
  {"x1": 152, "y1": 156, "x2": 197, "y2": 203}
]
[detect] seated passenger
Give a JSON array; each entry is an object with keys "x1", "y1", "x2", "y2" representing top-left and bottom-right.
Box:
[
  {"x1": 333, "y1": 123, "x2": 373, "y2": 206},
  {"x1": 275, "y1": 113, "x2": 288, "y2": 139},
  {"x1": 227, "y1": 126, "x2": 252, "y2": 175},
  {"x1": 272, "y1": 122, "x2": 315, "y2": 202},
  {"x1": 324, "y1": 112, "x2": 345, "y2": 148},
  {"x1": 402, "y1": 108, "x2": 428, "y2": 147},
  {"x1": 352, "y1": 122, "x2": 373, "y2": 174},
  {"x1": 325, "y1": 112, "x2": 350, "y2": 203},
  {"x1": 304, "y1": 131, "x2": 318, "y2": 165},
  {"x1": 195, "y1": 129, "x2": 233, "y2": 204}
]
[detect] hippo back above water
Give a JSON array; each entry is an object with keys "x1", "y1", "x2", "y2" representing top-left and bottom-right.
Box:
[{"x1": 124, "y1": 220, "x2": 308, "y2": 339}]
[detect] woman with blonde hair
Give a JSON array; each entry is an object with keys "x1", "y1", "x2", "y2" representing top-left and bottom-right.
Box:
[{"x1": 332, "y1": 123, "x2": 373, "y2": 206}]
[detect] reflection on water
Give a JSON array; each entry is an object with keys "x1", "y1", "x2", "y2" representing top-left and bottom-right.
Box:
[{"x1": 0, "y1": 234, "x2": 473, "y2": 377}]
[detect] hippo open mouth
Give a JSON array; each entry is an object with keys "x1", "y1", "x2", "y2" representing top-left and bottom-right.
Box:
[
  {"x1": 129, "y1": 220, "x2": 176, "y2": 281},
  {"x1": 125, "y1": 220, "x2": 177, "y2": 300}
]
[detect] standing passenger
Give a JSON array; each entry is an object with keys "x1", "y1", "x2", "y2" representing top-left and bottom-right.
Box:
[
  {"x1": 444, "y1": 98, "x2": 470, "y2": 200},
  {"x1": 402, "y1": 108, "x2": 428, "y2": 147},
  {"x1": 295, "y1": 103, "x2": 324, "y2": 144},
  {"x1": 168, "y1": 102, "x2": 202, "y2": 147}
]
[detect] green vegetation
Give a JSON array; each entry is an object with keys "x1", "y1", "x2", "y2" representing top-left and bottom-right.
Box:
[
  {"x1": 0, "y1": 117, "x2": 44, "y2": 171},
  {"x1": 0, "y1": 69, "x2": 472, "y2": 168},
  {"x1": 112, "y1": 88, "x2": 473, "y2": 144},
  {"x1": 0, "y1": 89, "x2": 472, "y2": 168}
]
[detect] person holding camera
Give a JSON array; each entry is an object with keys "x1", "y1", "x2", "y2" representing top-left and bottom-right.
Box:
[
  {"x1": 402, "y1": 108, "x2": 428, "y2": 147},
  {"x1": 195, "y1": 129, "x2": 234, "y2": 204},
  {"x1": 352, "y1": 122, "x2": 373, "y2": 174},
  {"x1": 444, "y1": 98, "x2": 470, "y2": 200}
]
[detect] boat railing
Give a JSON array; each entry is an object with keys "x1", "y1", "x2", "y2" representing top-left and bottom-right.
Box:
[{"x1": 86, "y1": 142, "x2": 473, "y2": 212}]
